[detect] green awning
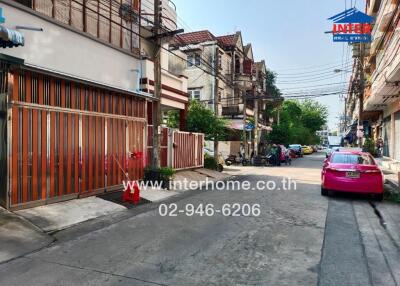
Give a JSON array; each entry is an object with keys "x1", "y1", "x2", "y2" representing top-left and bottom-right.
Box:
[{"x1": 0, "y1": 26, "x2": 24, "y2": 48}]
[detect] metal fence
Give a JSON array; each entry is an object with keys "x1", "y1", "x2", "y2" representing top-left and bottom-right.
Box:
[
  {"x1": 5, "y1": 69, "x2": 147, "y2": 209},
  {"x1": 147, "y1": 126, "x2": 204, "y2": 170}
]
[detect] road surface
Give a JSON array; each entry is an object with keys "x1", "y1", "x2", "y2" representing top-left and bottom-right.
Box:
[{"x1": 0, "y1": 153, "x2": 399, "y2": 286}]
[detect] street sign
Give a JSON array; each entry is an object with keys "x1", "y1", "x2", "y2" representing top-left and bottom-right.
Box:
[{"x1": 245, "y1": 123, "x2": 254, "y2": 131}]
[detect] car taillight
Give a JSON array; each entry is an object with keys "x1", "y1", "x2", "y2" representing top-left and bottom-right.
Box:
[{"x1": 363, "y1": 169, "x2": 381, "y2": 173}]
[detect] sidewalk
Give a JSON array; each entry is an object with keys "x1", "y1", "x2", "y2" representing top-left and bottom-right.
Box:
[
  {"x1": 11, "y1": 168, "x2": 229, "y2": 235},
  {"x1": 0, "y1": 207, "x2": 53, "y2": 263},
  {"x1": 376, "y1": 157, "x2": 400, "y2": 190}
]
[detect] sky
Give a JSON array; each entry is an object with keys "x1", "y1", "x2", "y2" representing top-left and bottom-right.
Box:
[{"x1": 172, "y1": 0, "x2": 366, "y2": 130}]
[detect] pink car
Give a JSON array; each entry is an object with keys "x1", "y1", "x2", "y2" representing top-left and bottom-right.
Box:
[{"x1": 321, "y1": 151, "x2": 383, "y2": 200}]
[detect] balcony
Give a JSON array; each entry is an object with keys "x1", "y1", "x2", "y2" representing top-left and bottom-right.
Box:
[
  {"x1": 141, "y1": 0, "x2": 177, "y2": 32},
  {"x1": 13, "y1": 0, "x2": 140, "y2": 54},
  {"x1": 367, "y1": 0, "x2": 382, "y2": 16},
  {"x1": 221, "y1": 96, "x2": 254, "y2": 117},
  {"x1": 222, "y1": 105, "x2": 241, "y2": 116},
  {"x1": 140, "y1": 59, "x2": 188, "y2": 110},
  {"x1": 366, "y1": 29, "x2": 400, "y2": 111},
  {"x1": 234, "y1": 74, "x2": 253, "y2": 90}
]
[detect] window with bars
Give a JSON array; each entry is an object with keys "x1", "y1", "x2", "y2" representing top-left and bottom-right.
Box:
[
  {"x1": 14, "y1": 0, "x2": 140, "y2": 53},
  {"x1": 187, "y1": 53, "x2": 201, "y2": 67},
  {"x1": 188, "y1": 88, "x2": 201, "y2": 100}
]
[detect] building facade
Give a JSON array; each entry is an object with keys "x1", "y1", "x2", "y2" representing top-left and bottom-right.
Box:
[
  {"x1": 0, "y1": 0, "x2": 189, "y2": 209},
  {"x1": 171, "y1": 30, "x2": 273, "y2": 156},
  {"x1": 346, "y1": 0, "x2": 400, "y2": 160}
]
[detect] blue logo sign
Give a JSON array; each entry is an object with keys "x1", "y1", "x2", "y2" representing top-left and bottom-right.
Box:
[
  {"x1": 328, "y1": 8, "x2": 374, "y2": 43},
  {"x1": 0, "y1": 8, "x2": 5, "y2": 24}
]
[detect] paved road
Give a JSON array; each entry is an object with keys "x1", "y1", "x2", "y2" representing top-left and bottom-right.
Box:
[{"x1": 0, "y1": 153, "x2": 399, "y2": 285}]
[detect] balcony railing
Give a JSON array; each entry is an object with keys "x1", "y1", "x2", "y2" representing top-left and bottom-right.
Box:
[
  {"x1": 140, "y1": 0, "x2": 177, "y2": 31},
  {"x1": 14, "y1": 0, "x2": 140, "y2": 53}
]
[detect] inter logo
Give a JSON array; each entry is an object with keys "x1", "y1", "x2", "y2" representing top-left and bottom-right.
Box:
[{"x1": 328, "y1": 8, "x2": 374, "y2": 43}]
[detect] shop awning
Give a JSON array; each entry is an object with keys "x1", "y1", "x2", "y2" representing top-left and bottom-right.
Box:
[{"x1": 0, "y1": 26, "x2": 24, "y2": 48}]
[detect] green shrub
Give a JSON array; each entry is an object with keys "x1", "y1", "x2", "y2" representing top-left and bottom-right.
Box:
[
  {"x1": 363, "y1": 137, "x2": 376, "y2": 156},
  {"x1": 160, "y1": 167, "x2": 176, "y2": 180}
]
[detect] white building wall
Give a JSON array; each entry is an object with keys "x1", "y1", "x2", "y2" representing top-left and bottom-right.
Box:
[
  {"x1": 181, "y1": 43, "x2": 233, "y2": 112},
  {"x1": 1, "y1": 2, "x2": 141, "y2": 93}
]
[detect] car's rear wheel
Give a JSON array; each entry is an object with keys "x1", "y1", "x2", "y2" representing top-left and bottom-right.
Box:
[
  {"x1": 374, "y1": 193, "x2": 383, "y2": 201},
  {"x1": 321, "y1": 186, "x2": 328, "y2": 196}
]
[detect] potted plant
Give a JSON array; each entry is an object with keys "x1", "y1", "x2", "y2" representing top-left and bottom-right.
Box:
[
  {"x1": 159, "y1": 167, "x2": 176, "y2": 190},
  {"x1": 144, "y1": 167, "x2": 176, "y2": 190}
]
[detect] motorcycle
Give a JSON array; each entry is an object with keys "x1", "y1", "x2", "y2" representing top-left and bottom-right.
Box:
[{"x1": 225, "y1": 154, "x2": 250, "y2": 166}]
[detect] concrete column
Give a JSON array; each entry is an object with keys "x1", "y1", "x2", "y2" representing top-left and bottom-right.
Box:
[{"x1": 179, "y1": 106, "x2": 187, "y2": 131}]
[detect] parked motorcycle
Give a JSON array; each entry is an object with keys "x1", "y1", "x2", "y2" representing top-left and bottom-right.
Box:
[{"x1": 225, "y1": 154, "x2": 250, "y2": 166}]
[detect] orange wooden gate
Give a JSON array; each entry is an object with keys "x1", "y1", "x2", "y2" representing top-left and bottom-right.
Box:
[
  {"x1": 6, "y1": 69, "x2": 147, "y2": 209},
  {"x1": 172, "y1": 131, "x2": 204, "y2": 170}
]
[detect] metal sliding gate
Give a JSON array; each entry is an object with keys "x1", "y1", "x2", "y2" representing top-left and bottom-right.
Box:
[
  {"x1": 146, "y1": 126, "x2": 204, "y2": 170},
  {"x1": 3, "y1": 68, "x2": 147, "y2": 210}
]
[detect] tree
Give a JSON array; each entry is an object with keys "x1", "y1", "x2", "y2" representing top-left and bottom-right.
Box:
[
  {"x1": 265, "y1": 69, "x2": 281, "y2": 97},
  {"x1": 186, "y1": 100, "x2": 227, "y2": 141},
  {"x1": 166, "y1": 110, "x2": 179, "y2": 129},
  {"x1": 266, "y1": 99, "x2": 328, "y2": 145},
  {"x1": 299, "y1": 100, "x2": 328, "y2": 133}
]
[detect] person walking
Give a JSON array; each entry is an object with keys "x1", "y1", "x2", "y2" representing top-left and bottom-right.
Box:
[{"x1": 276, "y1": 144, "x2": 282, "y2": 166}]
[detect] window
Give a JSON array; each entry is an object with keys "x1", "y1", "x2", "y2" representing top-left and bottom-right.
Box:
[
  {"x1": 218, "y1": 52, "x2": 223, "y2": 69},
  {"x1": 188, "y1": 88, "x2": 201, "y2": 100},
  {"x1": 188, "y1": 53, "x2": 201, "y2": 67},
  {"x1": 331, "y1": 153, "x2": 374, "y2": 165}
]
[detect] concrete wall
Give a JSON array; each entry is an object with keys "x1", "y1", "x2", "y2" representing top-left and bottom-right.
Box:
[
  {"x1": 205, "y1": 141, "x2": 241, "y2": 158},
  {"x1": 141, "y1": 59, "x2": 188, "y2": 110},
  {"x1": 1, "y1": 2, "x2": 141, "y2": 92}
]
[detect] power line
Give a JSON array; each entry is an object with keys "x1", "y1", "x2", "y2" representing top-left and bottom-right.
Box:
[
  {"x1": 274, "y1": 60, "x2": 355, "y2": 72},
  {"x1": 284, "y1": 91, "x2": 347, "y2": 99},
  {"x1": 276, "y1": 66, "x2": 352, "y2": 80},
  {"x1": 277, "y1": 73, "x2": 344, "y2": 84},
  {"x1": 276, "y1": 61, "x2": 352, "y2": 76},
  {"x1": 280, "y1": 81, "x2": 349, "y2": 90}
]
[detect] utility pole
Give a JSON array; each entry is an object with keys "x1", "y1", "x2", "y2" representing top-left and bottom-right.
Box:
[
  {"x1": 358, "y1": 43, "x2": 365, "y2": 148},
  {"x1": 254, "y1": 96, "x2": 259, "y2": 156},
  {"x1": 213, "y1": 46, "x2": 220, "y2": 162},
  {"x1": 242, "y1": 91, "x2": 247, "y2": 159},
  {"x1": 152, "y1": 0, "x2": 162, "y2": 169}
]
